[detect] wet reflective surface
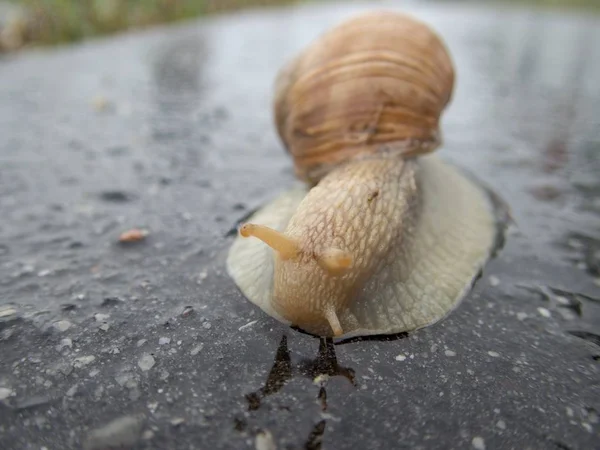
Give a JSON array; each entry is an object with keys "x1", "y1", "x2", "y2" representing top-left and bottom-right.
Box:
[{"x1": 0, "y1": 2, "x2": 599, "y2": 449}]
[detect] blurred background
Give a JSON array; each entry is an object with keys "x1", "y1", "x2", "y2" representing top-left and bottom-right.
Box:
[{"x1": 1, "y1": 0, "x2": 598, "y2": 53}]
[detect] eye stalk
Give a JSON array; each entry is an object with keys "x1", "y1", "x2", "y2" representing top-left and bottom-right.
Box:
[
  {"x1": 239, "y1": 223, "x2": 299, "y2": 260},
  {"x1": 316, "y1": 248, "x2": 353, "y2": 276},
  {"x1": 239, "y1": 223, "x2": 352, "y2": 277}
]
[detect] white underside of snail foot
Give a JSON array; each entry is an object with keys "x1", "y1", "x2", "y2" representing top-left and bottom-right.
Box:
[{"x1": 226, "y1": 154, "x2": 504, "y2": 339}]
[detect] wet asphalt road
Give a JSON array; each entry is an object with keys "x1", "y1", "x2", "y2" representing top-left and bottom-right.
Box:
[{"x1": 0, "y1": 2, "x2": 599, "y2": 449}]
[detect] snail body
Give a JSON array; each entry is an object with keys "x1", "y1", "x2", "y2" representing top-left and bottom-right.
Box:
[{"x1": 227, "y1": 12, "x2": 507, "y2": 338}]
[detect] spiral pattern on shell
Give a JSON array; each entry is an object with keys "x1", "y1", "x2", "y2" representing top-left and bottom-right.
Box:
[{"x1": 274, "y1": 11, "x2": 455, "y2": 183}]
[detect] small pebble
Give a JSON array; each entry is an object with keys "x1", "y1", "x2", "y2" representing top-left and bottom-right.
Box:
[
  {"x1": 472, "y1": 436, "x2": 486, "y2": 450},
  {"x1": 84, "y1": 414, "x2": 145, "y2": 450},
  {"x1": 488, "y1": 275, "x2": 500, "y2": 287},
  {"x1": 238, "y1": 320, "x2": 258, "y2": 331},
  {"x1": 516, "y1": 312, "x2": 528, "y2": 321},
  {"x1": 488, "y1": 351, "x2": 500, "y2": 358},
  {"x1": 496, "y1": 420, "x2": 506, "y2": 430},
  {"x1": 537, "y1": 307, "x2": 551, "y2": 318},
  {"x1": 0, "y1": 307, "x2": 17, "y2": 318},
  {"x1": 0, "y1": 387, "x2": 13, "y2": 400},
  {"x1": 158, "y1": 337, "x2": 171, "y2": 346},
  {"x1": 142, "y1": 430, "x2": 154, "y2": 440},
  {"x1": 60, "y1": 338, "x2": 73, "y2": 348},
  {"x1": 181, "y1": 306, "x2": 194, "y2": 318},
  {"x1": 138, "y1": 354, "x2": 155, "y2": 371},
  {"x1": 66, "y1": 385, "x2": 78, "y2": 397},
  {"x1": 445, "y1": 350, "x2": 456, "y2": 357},
  {"x1": 95, "y1": 313, "x2": 110, "y2": 322},
  {"x1": 137, "y1": 339, "x2": 147, "y2": 347},
  {"x1": 74, "y1": 356, "x2": 96, "y2": 368},
  {"x1": 92, "y1": 95, "x2": 111, "y2": 112},
  {"x1": 255, "y1": 430, "x2": 276, "y2": 450},
  {"x1": 196, "y1": 271, "x2": 208, "y2": 284},
  {"x1": 170, "y1": 417, "x2": 185, "y2": 427},
  {"x1": 395, "y1": 354, "x2": 406, "y2": 362},
  {"x1": 129, "y1": 389, "x2": 141, "y2": 401},
  {"x1": 59, "y1": 364, "x2": 74, "y2": 376},
  {"x1": 115, "y1": 373, "x2": 133, "y2": 387},
  {"x1": 190, "y1": 344, "x2": 204, "y2": 356},
  {"x1": 15, "y1": 395, "x2": 52, "y2": 411},
  {"x1": 54, "y1": 320, "x2": 72, "y2": 332},
  {"x1": 313, "y1": 374, "x2": 329, "y2": 385},
  {"x1": 99, "y1": 324, "x2": 110, "y2": 332},
  {"x1": 94, "y1": 386, "x2": 104, "y2": 399},
  {"x1": 118, "y1": 228, "x2": 148, "y2": 243}
]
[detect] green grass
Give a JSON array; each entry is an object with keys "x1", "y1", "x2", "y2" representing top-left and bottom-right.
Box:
[
  {"x1": 2, "y1": 0, "x2": 298, "y2": 49},
  {"x1": 460, "y1": 0, "x2": 600, "y2": 13},
  {"x1": 2, "y1": 0, "x2": 598, "y2": 51},
  {"x1": 505, "y1": 0, "x2": 600, "y2": 9}
]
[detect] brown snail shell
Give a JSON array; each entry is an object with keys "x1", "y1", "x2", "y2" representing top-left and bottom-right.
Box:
[
  {"x1": 274, "y1": 11, "x2": 455, "y2": 184},
  {"x1": 227, "y1": 11, "x2": 508, "y2": 339}
]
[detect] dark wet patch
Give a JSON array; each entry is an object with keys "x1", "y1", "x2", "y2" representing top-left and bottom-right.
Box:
[
  {"x1": 106, "y1": 146, "x2": 130, "y2": 156},
  {"x1": 486, "y1": 185, "x2": 513, "y2": 259},
  {"x1": 549, "y1": 287, "x2": 599, "y2": 305},
  {"x1": 233, "y1": 416, "x2": 247, "y2": 432},
  {"x1": 559, "y1": 232, "x2": 600, "y2": 277},
  {"x1": 567, "y1": 330, "x2": 600, "y2": 347},
  {"x1": 528, "y1": 184, "x2": 563, "y2": 202},
  {"x1": 336, "y1": 331, "x2": 409, "y2": 345},
  {"x1": 317, "y1": 387, "x2": 327, "y2": 411},
  {"x1": 552, "y1": 440, "x2": 573, "y2": 450},
  {"x1": 61, "y1": 303, "x2": 77, "y2": 311},
  {"x1": 67, "y1": 240, "x2": 85, "y2": 249},
  {"x1": 101, "y1": 297, "x2": 124, "y2": 307},
  {"x1": 305, "y1": 420, "x2": 326, "y2": 450},
  {"x1": 516, "y1": 284, "x2": 600, "y2": 316},
  {"x1": 245, "y1": 335, "x2": 355, "y2": 415},
  {"x1": 245, "y1": 335, "x2": 293, "y2": 411},
  {"x1": 98, "y1": 190, "x2": 137, "y2": 203},
  {"x1": 297, "y1": 339, "x2": 355, "y2": 385}
]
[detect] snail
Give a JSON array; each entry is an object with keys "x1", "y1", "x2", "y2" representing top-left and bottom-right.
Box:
[{"x1": 227, "y1": 11, "x2": 508, "y2": 339}]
